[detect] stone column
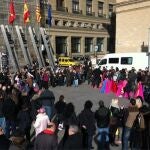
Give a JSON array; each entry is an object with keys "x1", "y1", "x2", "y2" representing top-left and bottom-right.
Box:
[
  {"x1": 81, "y1": 37, "x2": 85, "y2": 56},
  {"x1": 93, "y1": 37, "x2": 97, "y2": 47},
  {"x1": 67, "y1": 36, "x2": 71, "y2": 57},
  {"x1": 79, "y1": 0, "x2": 86, "y2": 15},
  {"x1": 103, "y1": 37, "x2": 108, "y2": 53}
]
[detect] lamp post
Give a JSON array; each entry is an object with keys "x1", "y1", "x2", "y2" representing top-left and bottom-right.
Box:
[
  {"x1": 65, "y1": 43, "x2": 68, "y2": 57},
  {"x1": 94, "y1": 45, "x2": 98, "y2": 64},
  {"x1": 148, "y1": 28, "x2": 150, "y2": 72}
]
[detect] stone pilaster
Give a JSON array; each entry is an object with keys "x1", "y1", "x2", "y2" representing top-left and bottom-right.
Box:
[
  {"x1": 67, "y1": 36, "x2": 71, "y2": 57},
  {"x1": 93, "y1": 0, "x2": 98, "y2": 17},
  {"x1": 81, "y1": 37, "x2": 85, "y2": 55},
  {"x1": 103, "y1": 37, "x2": 108, "y2": 52},
  {"x1": 79, "y1": 0, "x2": 86, "y2": 15},
  {"x1": 104, "y1": 0, "x2": 109, "y2": 18},
  {"x1": 50, "y1": 0, "x2": 56, "y2": 10},
  {"x1": 65, "y1": 0, "x2": 72, "y2": 13}
]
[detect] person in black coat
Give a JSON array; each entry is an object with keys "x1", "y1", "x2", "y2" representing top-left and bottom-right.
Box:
[
  {"x1": 17, "y1": 104, "x2": 31, "y2": 142},
  {"x1": 55, "y1": 95, "x2": 66, "y2": 115},
  {"x1": 0, "y1": 127, "x2": 10, "y2": 150},
  {"x1": 78, "y1": 100, "x2": 96, "y2": 149},
  {"x1": 38, "y1": 88, "x2": 55, "y2": 119},
  {"x1": 54, "y1": 95, "x2": 66, "y2": 124},
  {"x1": 95, "y1": 100, "x2": 110, "y2": 150},
  {"x1": 2, "y1": 95, "x2": 17, "y2": 138},
  {"x1": 61, "y1": 103, "x2": 78, "y2": 144},
  {"x1": 34, "y1": 122, "x2": 58, "y2": 150},
  {"x1": 0, "y1": 90, "x2": 6, "y2": 133},
  {"x1": 58, "y1": 124, "x2": 84, "y2": 150}
]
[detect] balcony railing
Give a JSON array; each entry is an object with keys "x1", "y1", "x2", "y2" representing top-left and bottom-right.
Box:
[
  {"x1": 98, "y1": 13, "x2": 106, "y2": 18},
  {"x1": 56, "y1": 7, "x2": 68, "y2": 12},
  {"x1": 72, "y1": 9, "x2": 82, "y2": 14},
  {"x1": 86, "y1": 11, "x2": 95, "y2": 16}
]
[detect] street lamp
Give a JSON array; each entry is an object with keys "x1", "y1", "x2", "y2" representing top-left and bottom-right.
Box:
[
  {"x1": 94, "y1": 45, "x2": 98, "y2": 64},
  {"x1": 65, "y1": 43, "x2": 68, "y2": 57}
]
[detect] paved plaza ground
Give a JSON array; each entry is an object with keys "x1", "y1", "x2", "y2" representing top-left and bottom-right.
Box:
[
  {"x1": 50, "y1": 82, "x2": 129, "y2": 113},
  {"x1": 49, "y1": 82, "x2": 129, "y2": 150}
]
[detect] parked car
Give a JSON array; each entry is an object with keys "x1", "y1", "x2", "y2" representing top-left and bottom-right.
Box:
[{"x1": 58, "y1": 56, "x2": 80, "y2": 67}]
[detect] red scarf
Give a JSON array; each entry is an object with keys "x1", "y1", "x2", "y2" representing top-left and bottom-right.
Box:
[{"x1": 43, "y1": 129, "x2": 54, "y2": 135}]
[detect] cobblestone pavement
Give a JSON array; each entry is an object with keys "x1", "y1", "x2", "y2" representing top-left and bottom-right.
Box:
[{"x1": 50, "y1": 82, "x2": 129, "y2": 150}]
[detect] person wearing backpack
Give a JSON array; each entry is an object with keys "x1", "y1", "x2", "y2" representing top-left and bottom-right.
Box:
[
  {"x1": 122, "y1": 98, "x2": 145, "y2": 150},
  {"x1": 129, "y1": 97, "x2": 145, "y2": 149}
]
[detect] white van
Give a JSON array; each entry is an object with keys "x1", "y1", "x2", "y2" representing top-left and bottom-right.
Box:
[{"x1": 98, "y1": 52, "x2": 148, "y2": 70}]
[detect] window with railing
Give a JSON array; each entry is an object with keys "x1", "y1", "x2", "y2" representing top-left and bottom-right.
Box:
[
  {"x1": 71, "y1": 37, "x2": 81, "y2": 53},
  {"x1": 72, "y1": 0, "x2": 80, "y2": 14},
  {"x1": 98, "y1": 2, "x2": 103, "y2": 17},
  {"x1": 85, "y1": 38, "x2": 93, "y2": 53},
  {"x1": 109, "y1": 4, "x2": 113, "y2": 17},
  {"x1": 86, "y1": 0, "x2": 93, "y2": 16},
  {"x1": 97, "y1": 38, "x2": 104, "y2": 52},
  {"x1": 56, "y1": 0, "x2": 67, "y2": 12}
]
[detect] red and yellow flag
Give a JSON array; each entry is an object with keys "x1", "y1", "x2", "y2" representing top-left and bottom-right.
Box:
[
  {"x1": 8, "y1": 0, "x2": 16, "y2": 24},
  {"x1": 36, "y1": 5, "x2": 41, "y2": 23},
  {"x1": 23, "y1": 1, "x2": 30, "y2": 23}
]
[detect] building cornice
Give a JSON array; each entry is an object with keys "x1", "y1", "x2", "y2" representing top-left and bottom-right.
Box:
[
  {"x1": 52, "y1": 11, "x2": 110, "y2": 24},
  {"x1": 116, "y1": 5, "x2": 150, "y2": 13},
  {"x1": 116, "y1": 0, "x2": 150, "y2": 7},
  {"x1": 47, "y1": 26, "x2": 109, "y2": 37}
]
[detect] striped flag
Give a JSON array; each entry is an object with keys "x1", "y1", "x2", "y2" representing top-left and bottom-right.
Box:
[
  {"x1": 8, "y1": 0, "x2": 16, "y2": 24},
  {"x1": 23, "y1": 1, "x2": 30, "y2": 23},
  {"x1": 36, "y1": 5, "x2": 41, "y2": 23}
]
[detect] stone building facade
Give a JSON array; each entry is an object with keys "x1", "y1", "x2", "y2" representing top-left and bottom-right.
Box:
[
  {"x1": 0, "y1": 0, "x2": 115, "y2": 63},
  {"x1": 48, "y1": 0, "x2": 116, "y2": 58},
  {"x1": 116, "y1": 0, "x2": 150, "y2": 53}
]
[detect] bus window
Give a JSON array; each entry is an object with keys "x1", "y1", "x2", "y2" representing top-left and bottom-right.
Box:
[
  {"x1": 109, "y1": 58, "x2": 119, "y2": 64},
  {"x1": 121, "y1": 57, "x2": 132, "y2": 64},
  {"x1": 99, "y1": 59, "x2": 107, "y2": 65}
]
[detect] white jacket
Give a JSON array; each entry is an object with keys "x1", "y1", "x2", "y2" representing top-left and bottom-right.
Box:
[{"x1": 33, "y1": 113, "x2": 50, "y2": 136}]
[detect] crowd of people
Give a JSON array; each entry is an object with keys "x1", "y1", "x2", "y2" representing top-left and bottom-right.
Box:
[{"x1": 0, "y1": 63, "x2": 149, "y2": 150}]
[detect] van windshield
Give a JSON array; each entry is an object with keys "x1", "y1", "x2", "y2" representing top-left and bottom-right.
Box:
[{"x1": 99, "y1": 59, "x2": 107, "y2": 65}]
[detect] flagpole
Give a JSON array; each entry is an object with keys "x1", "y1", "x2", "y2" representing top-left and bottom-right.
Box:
[
  {"x1": 8, "y1": 0, "x2": 20, "y2": 72},
  {"x1": 36, "y1": 0, "x2": 40, "y2": 55},
  {"x1": 48, "y1": 3, "x2": 52, "y2": 67}
]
